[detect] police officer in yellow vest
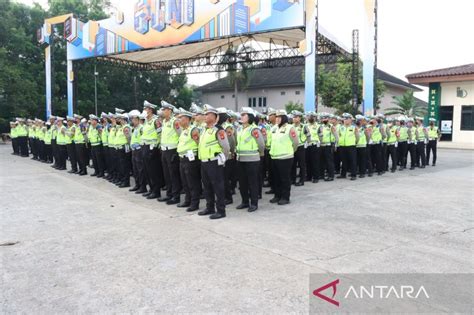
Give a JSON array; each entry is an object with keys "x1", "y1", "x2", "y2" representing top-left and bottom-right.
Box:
[
  {"x1": 415, "y1": 117, "x2": 429, "y2": 168},
  {"x1": 338, "y1": 113, "x2": 359, "y2": 180},
  {"x1": 235, "y1": 107, "x2": 265, "y2": 212},
  {"x1": 406, "y1": 118, "x2": 417, "y2": 170},
  {"x1": 319, "y1": 113, "x2": 339, "y2": 181},
  {"x1": 263, "y1": 107, "x2": 277, "y2": 192},
  {"x1": 127, "y1": 110, "x2": 147, "y2": 192},
  {"x1": 10, "y1": 121, "x2": 19, "y2": 155},
  {"x1": 176, "y1": 108, "x2": 201, "y2": 212},
  {"x1": 99, "y1": 112, "x2": 110, "y2": 175},
  {"x1": 197, "y1": 104, "x2": 230, "y2": 219},
  {"x1": 377, "y1": 113, "x2": 388, "y2": 173},
  {"x1": 385, "y1": 117, "x2": 399, "y2": 173},
  {"x1": 48, "y1": 115, "x2": 59, "y2": 167},
  {"x1": 426, "y1": 118, "x2": 441, "y2": 166},
  {"x1": 368, "y1": 115, "x2": 384, "y2": 175},
  {"x1": 141, "y1": 101, "x2": 163, "y2": 200},
  {"x1": 88, "y1": 114, "x2": 105, "y2": 178},
  {"x1": 269, "y1": 110, "x2": 299, "y2": 205},
  {"x1": 305, "y1": 111, "x2": 322, "y2": 183},
  {"x1": 355, "y1": 115, "x2": 369, "y2": 178},
  {"x1": 15, "y1": 118, "x2": 29, "y2": 157},
  {"x1": 28, "y1": 119, "x2": 37, "y2": 159},
  {"x1": 73, "y1": 114, "x2": 88, "y2": 175},
  {"x1": 65, "y1": 116, "x2": 78, "y2": 173},
  {"x1": 396, "y1": 116, "x2": 409, "y2": 170},
  {"x1": 159, "y1": 100, "x2": 182, "y2": 205},
  {"x1": 115, "y1": 112, "x2": 132, "y2": 188},
  {"x1": 55, "y1": 117, "x2": 68, "y2": 170},
  {"x1": 107, "y1": 111, "x2": 120, "y2": 183},
  {"x1": 44, "y1": 121, "x2": 53, "y2": 163},
  {"x1": 290, "y1": 110, "x2": 311, "y2": 186}
]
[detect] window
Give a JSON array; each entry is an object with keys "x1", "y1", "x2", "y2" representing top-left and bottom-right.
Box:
[
  {"x1": 461, "y1": 105, "x2": 474, "y2": 130},
  {"x1": 280, "y1": 91, "x2": 286, "y2": 96},
  {"x1": 232, "y1": 94, "x2": 235, "y2": 98},
  {"x1": 263, "y1": 97, "x2": 267, "y2": 107},
  {"x1": 221, "y1": 95, "x2": 225, "y2": 99},
  {"x1": 258, "y1": 97, "x2": 263, "y2": 107},
  {"x1": 252, "y1": 97, "x2": 257, "y2": 107},
  {"x1": 248, "y1": 98, "x2": 252, "y2": 107},
  {"x1": 295, "y1": 90, "x2": 301, "y2": 95}
]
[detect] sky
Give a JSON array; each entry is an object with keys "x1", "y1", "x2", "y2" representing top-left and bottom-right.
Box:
[{"x1": 17, "y1": 0, "x2": 474, "y2": 101}]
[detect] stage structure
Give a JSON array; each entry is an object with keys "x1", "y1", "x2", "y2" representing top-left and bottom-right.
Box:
[{"x1": 37, "y1": 0, "x2": 376, "y2": 116}]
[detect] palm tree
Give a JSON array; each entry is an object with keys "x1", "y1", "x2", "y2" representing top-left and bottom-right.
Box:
[
  {"x1": 384, "y1": 90, "x2": 427, "y2": 117},
  {"x1": 217, "y1": 44, "x2": 254, "y2": 111}
]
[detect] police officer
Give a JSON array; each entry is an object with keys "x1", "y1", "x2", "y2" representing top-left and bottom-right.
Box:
[
  {"x1": 49, "y1": 115, "x2": 59, "y2": 167},
  {"x1": 397, "y1": 116, "x2": 409, "y2": 171},
  {"x1": 128, "y1": 110, "x2": 146, "y2": 192},
  {"x1": 385, "y1": 117, "x2": 399, "y2": 173},
  {"x1": 338, "y1": 113, "x2": 359, "y2": 180},
  {"x1": 159, "y1": 101, "x2": 182, "y2": 205},
  {"x1": 176, "y1": 108, "x2": 201, "y2": 212},
  {"x1": 217, "y1": 107, "x2": 236, "y2": 205},
  {"x1": 65, "y1": 116, "x2": 78, "y2": 173},
  {"x1": 406, "y1": 118, "x2": 417, "y2": 170},
  {"x1": 55, "y1": 117, "x2": 68, "y2": 170},
  {"x1": 73, "y1": 114, "x2": 88, "y2": 175},
  {"x1": 415, "y1": 117, "x2": 429, "y2": 168},
  {"x1": 235, "y1": 107, "x2": 265, "y2": 212},
  {"x1": 269, "y1": 110, "x2": 298, "y2": 205},
  {"x1": 263, "y1": 107, "x2": 276, "y2": 191},
  {"x1": 28, "y1": 120, "x2": 37, "y2": 159},
  {"x1": 355, "y1": 115, "x2": 369, "y2": 178},
  {"x1": 291, "y1": 110, "x2": 311, "y2": 186},
  {"x1": 115, "y1": 113, "x2": 132, "y2": 188},
  {"x1": 305, "y1": 112, "x2": 322, "y2": 183},
  {"x1": 319, "y1": 113, "x2": 338, "y2": 181},
  {"x1": 99, "y1": 112, "x2": 110, "y2": 175},
  {"x1": 16, "y1": 118, "x2": 29, "y2": 157},
  {"x1": 198, "y1": 104, "x2": 230, "y2": 219},
  {"x1": 141, "y1": 101, "x2": 163, "y2": 199},
  {"x1": 10, "y1": 122, "x2": 19, "y2": 155},
  {"x1": 426, "y1": 118, "x2": 440, "y2": 166},
  {"x1": 44, "y1": 121, "x2": 53, "y2": 163},
  {"x1": 368, "y1": 115, "x2": 384, "y2": 175},
  {"x1": 88, "y1": 114, "x2": 105, "y2": 178}
]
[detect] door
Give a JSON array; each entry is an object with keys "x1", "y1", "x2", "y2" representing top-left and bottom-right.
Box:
[{"x1": 439, "y1": 106, "x2": 453, "y2": 141}]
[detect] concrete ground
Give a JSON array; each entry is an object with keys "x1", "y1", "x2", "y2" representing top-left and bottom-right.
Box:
[{"x1": 1, "y1": 145, "x2": 473, "y2": 313}]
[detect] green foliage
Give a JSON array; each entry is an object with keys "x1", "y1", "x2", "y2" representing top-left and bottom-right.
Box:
[
  {"x1": 385, "y1": 90, "x2": 427, "y2": 117},
  {"x1": 315, "y1": 61, "x2": 386, "y2": 115},
  {"x1": 285, "y1": 101, "x2": 304, "y2": 113},
  {"x1": 0, "y1": 0, "x2": 192, "y2": 132}
]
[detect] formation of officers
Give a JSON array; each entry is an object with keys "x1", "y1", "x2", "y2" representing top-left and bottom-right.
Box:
[{"x1": 9, "y1": 101, "x2": 441, "y2": 219}]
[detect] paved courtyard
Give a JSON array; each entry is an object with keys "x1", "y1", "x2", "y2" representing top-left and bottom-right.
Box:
[{"x1": 1, "y1": 145, "x2": 473, "y2": 313}]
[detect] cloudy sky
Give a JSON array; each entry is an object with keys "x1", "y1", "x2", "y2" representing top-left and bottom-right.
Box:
[{"x1": 17, "y1": 0, "x2": 474, "y2": 100}]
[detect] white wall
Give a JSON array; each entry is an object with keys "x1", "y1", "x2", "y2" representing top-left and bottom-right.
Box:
[{"x1": 440, "y1": 81, "x2": 474, "y2": 144}]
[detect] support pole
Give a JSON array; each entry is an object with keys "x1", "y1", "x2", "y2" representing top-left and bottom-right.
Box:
[
  {"x1": 67, "y1": 59, "x2": 74, "y2": 116},
  {"x1": 45, "y1": 45, "x2": 52, "y2": 119},
  {"x1": 362, "y1": 0, "x2": 377, "y2": 115},
  {"x1": 304, "y1": 0, "x2": 317, "y2": 112},
  {"x1": 352, "y1": 29, "x2": 359, "y2": 111}
]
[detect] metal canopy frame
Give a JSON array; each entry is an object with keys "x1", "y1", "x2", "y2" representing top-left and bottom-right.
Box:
[{"x1": 95, "y1": 30, "x2": 355, "y2": 75}]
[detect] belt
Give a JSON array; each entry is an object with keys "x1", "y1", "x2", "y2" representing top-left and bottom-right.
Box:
[
  {"x1": 161, "y1": 145, "x2": 177, "y2": 151},
  {"x1": 429, "y1": 138, "x2": 437, "y2": 141},
  {"x1": 201, "y1": 157, "x2": 218, "y2": 162}
]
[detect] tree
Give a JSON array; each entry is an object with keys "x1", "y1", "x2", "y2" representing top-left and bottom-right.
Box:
[
  {"x1": 384, "y1": 90, "x2": 427, "y2": 117},
  {"x1": 285, "y1": 101, "x2": 304, "y2": 113},
  {"x1": 316, "y1": 61, "x2": 386, "y2": 115}
]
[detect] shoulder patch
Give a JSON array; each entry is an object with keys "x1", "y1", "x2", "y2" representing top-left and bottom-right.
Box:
[
  {"x1": 218, "y1": 130, "x2": 226, "y2": 140},
  {"x1": 155, "y1": 120, "x2": 162, "y2": 128},
  {"x1": 252, "y1": 129, "x2": 260, "y2": 138},
  {"x1": 290, "y1": 128, "x2": 297, "y2": 138},
  {"x1": 174, "y1": 121, "x2": 180, "y2": 129}
]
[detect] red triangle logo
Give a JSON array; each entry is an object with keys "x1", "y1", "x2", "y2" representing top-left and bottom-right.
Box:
[{"x1": 312, "y1": 279, "x2": 340, "y2": 307}]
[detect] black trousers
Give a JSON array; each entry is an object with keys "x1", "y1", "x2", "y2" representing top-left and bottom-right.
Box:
[
  {"x1": 29, "y1": 138, "x2": 36, "y2": 156},
  {"x1": 117, "y1": 148, "x2": 131, "y2": 184},
  {"x1": 334, "y1": 147, "x2": 341, "y2": 173},
  {"x1": 162, "y1": 149, "x2": 181, "y2": 199},
  {"x1": 18, "y1": 136, "x2": 28, "y2": 156},
  {"x1": 416, "y1": 141, "x2": 426, "y2": 167},
  {"x1": 75, "y1": 143, "x2": 87, "y2": 173},
  {"x1": 357, "y1": 147, "x2": 368, "y2": 175},
  {"x1": 291, "y1": 146, "x2": 306, "y2": 183},
  {"x1": 381, "y1": 143, "x2": 388, "y2": 171},
  {"x1": 179, "y1": 157, "x2": 201, "y2": 208},
  {"x1": 386, "y1": 144, "x2": 398, "y2": 172},
  {"x1": 57, "y1": 144, "x2": 67, "y2": 168},
  {"x1": 103, "y1": 146, "x2": 111, "y2": 173},
  {"x1": 397, "y1": 141, "x2": 408, "y2": 168},
  {"x1": 12, "y1": 138, "x2": 19, "y2": 154},
  {"x1": 426, "y1": 140, "x2": 437, "y2": 165},
  {"x1": 370, "y1": 143, "x2": 383, "y2": 173},
  {"x1": 91, "y1": 145, "x2": 105, "y2": 175},
  {"x1": 238, "y1": 161, "x2": 260, "y2": 206},
  {"x1": 321, "y1": 145, "x2": 335, "y2": 179},
  {"x1": 307, "y1": 144, "x2": 321, "y2": 180},
  {"x1": 224, "y1": 159, "x2": 236, "y2": 202},
  {"x1": 264, "y1": 149, "x2": 273, "y2": 186},
  {"x1": 66, "y1": 143, "x2": 78, "y2": 171},
  {"x1": 272, "y1": 158, "x2": 293, "y2": 201},
  {"x1": 201, "y1": 160, "x2": 226, "y2": 214},
  {"x1": 340, "y1": 146, "x2": 357, "y2": 178},
  {"x1": 44, "y1": 144, "x2": 52, "y2": 162},
  {"x1": 408, "y1": 143, "x2": 416, "y2": 168},
  {"x1": 131, "y1": 149, "x2": 145, "y2": 188},
  {"x1": 142, "y1": 145, "x2": 163, "y2": 195},
  {"x1": 51, "y1": 139, "x2": 58, "y2": 165}
]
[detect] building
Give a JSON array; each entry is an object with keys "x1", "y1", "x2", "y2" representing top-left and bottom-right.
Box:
[
  {"x1": 196, "y1": 65, "x2": 424, "y2": 114},
  {"x1": 407, "y1": 64, "x2": 474, "y2": 147}
]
